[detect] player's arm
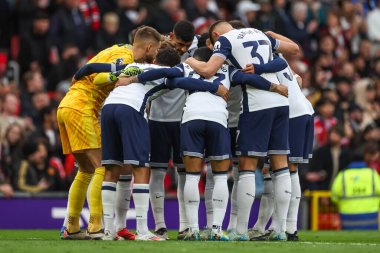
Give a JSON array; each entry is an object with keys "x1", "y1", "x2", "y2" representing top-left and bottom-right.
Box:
[
  {"x1": 94, "y1": 66, "x2": 143, "y2": 86},
  {"x1": 115, "y1": 65, "x2": 184, "y2": 87},
  {"x1": 137, "y1": 65, "x2": 184, "y2": 83},
  {"x1": 165, "y1": 77, "x2": 229, "y2": 101},
  {"x1": 185, "y1": 36, "x2": 230, "y2": 78},
  {"x1": 252, "y1": 55, "x2": 288, "y2": 75},
  {"x1": 231, "y1": 68, "x2": 288, "y2": 97},
  {"x1": 74, "y1": 63, "x2": 128, "y2": 80},
  {"x1": 265, "y1": 31, "x2": 300, "y2": 56}
]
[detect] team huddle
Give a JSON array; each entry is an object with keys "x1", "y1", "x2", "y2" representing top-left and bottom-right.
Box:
[{"x1": 57, "y1": 19, "x2": 314, "y2": 242}]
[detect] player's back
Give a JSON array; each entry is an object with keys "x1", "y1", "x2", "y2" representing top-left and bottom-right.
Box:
[
  {"x1": 219, "y1": 28, "x2": 288, "y2": 112},
  {"x1": 104, "y1": 63, "x2": 167, "y2": 114},
  {"x1": 276, "y1": 56, "x2": 314, "y2": 118},
  {"x1": 59, "y1": 44, "x2": 134, "y2": 114},
  {"x1": 181, "y1": 63, "x2": 231, "y2": 128}
]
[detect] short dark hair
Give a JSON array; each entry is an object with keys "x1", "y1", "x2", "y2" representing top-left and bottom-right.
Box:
[
  {"x1": 197, "y1": 33, "x2": 209, "y2": 48},
  {"x1": 193, "y1": 47, "x2": 213, "y2": 62},
  {"x1": 329, "y1": 125, "x2": 345, "y2": 137},
  {"x1": 155, "y1": 47, "x2": 181, "y2": 67},
  {"x1": 208, "y1": 20, "x2": 228, "y2": 45},
  {"x1": 134, "y1": 26, "x2": 162, "y2": 44},
  {"x1": 173, "y1": 20, "x2": 195, "y2": 42},
  {"x1": 229, "y1": 20, "x2": 246, "y2": 29}
]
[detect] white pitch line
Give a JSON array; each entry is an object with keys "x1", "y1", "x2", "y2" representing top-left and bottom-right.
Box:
[{"x1": 298, "y1": 241, "x2": 380, "y2": 247}]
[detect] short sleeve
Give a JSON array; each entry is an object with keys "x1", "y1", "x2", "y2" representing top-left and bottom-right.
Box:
[
  {"x1": 265, "y1": 34, "x2": 280, "y2": 51},
  {"x1": 212, "y1": 36, "x2": 232, "y2": 60}
]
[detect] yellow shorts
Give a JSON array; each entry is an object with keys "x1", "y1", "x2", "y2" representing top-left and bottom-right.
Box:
[{"x1": 57, "y1": 107, "x2": 101, "y2": 154}]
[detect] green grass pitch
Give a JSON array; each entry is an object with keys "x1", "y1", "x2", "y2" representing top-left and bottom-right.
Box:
[{"x1": 0, "y1": 230, "x2": 379, "y2": 253}]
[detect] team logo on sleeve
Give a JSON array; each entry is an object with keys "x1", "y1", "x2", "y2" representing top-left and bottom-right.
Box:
[
  {"x1": 115, "y1": 58, "x2": 124, "y2": 66},
  {"x1": 214, "y1": 41, "x2": 221, "y2": 51}
]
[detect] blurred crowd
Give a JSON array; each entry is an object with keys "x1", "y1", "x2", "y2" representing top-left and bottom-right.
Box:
[{"x1": 0, "y1": 0, "x2": 379, "y2": 197}]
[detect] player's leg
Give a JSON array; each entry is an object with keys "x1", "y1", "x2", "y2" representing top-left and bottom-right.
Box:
[
  {"x1": 232, "y1": 110, "x2": 270, "y2": 240},
  {"x1": 115, "y1": 165, "x2": 135, "y2": 240},
  {"x1": 250, "y1": 159, "x2": 274, "y2": 240},
  {"x1": 204, "y1": 163, "x2": 214, "y2": 229},
  {"x1": 181, "y1": 120, "x2": 205, "y2": 241},
  {"x1": 119, "y1": 104, "x2": 163, "y2": 241},
  {"x1": 286, "y1": 114, "x2": 313, "y2": 241},
  {"x1": 101, "y1": 164, "x2": 121, "y2": 240},
  {"x1": 206, "y1": 121, "x2": 231, "y2": 241},
  {"x1": 227, "y1": 127, "x2": 238, "y2": 233},
  {"x1": 57, "y1": 108, "x2": 95, "y2": 239},
  {"x1": 148, "y1": 120, "x2": 171, "y2": 239},
  {"x1": 268, "y1": 106, "x2": 291, "y2": 241},
  {"x1": 172, "y1": 122, "x2": 188, "y2": 239}
]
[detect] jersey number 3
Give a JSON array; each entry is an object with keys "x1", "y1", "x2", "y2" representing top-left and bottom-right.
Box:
[{"x1": 243, "y1": 40, "x2": 269, "y2": 65}]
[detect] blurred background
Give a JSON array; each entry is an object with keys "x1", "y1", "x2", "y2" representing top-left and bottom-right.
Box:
[{"x1": 0, "y1": 0, "x2": 379, "y2": 230}]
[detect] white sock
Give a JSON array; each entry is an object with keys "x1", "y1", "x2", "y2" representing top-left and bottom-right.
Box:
[
  {"x1": 236, "y1": 171, "x2": 255, "y2": 234},
  {"x1": 102, "y1": 182, "x2": 117, "y2": 234},
  {"x1": 177, "y1": 171, "x2": 188, "y2": 232},
  {"x1": 115, "y1": 175, "x2": 132, "y2": 232},
  {"x1": 269, "y1": 172, "x2": 277, "y2": 231},
  {"x1": 184, "y1": 173, "x2": 200, "y2": 232},
  {"x1": 212, "y1": 173, "x2": 228, "y2": 232},
  {"x1": 205, "y1": 164, "x2": 214, "y2": 228},
  {"x1": 287, "y1": 169, "x2": 301, "y2": 234},
  {"x1": 253, "y1": 173, "x2": 274, "y2": 233},
  {"x1": 133, "y1": 184, "x2": 150, "y2": 234},
  {"x1": 272, "y1": 167, "x2": 291, "y2": 233},
  {"x1": 227, "y1": 166, "x2": 239, "y2": 231},
  {"x1": 149, "y1": 169, "x2": 167, "y2": 231}
]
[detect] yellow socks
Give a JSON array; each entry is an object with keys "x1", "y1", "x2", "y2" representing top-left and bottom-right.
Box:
[
  {"x1": 67, "y1": 171, "x2": 93, "y2": 233},
  {"x1": 87, "y1": 167, "x2": 105, "y2": 233}
]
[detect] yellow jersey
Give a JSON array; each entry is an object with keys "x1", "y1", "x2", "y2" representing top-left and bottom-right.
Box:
[{"x1": 59, "y1": 44, "x2": 134, "y2": 114}]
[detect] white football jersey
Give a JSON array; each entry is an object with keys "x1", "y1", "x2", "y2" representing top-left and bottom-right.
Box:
[
  {"x1": 276, "y1": 56, "x2": 314, "y2": 118},
  {"x1": 179, "y1": 63, "x2": 235, "y2": 128},
  {"x1": 213, "y1": 28, "x2": 289, "y2": 112},
  {"x1": 149, "y1": 36, "x2": 198, "y2": 122},
  {"x1": 104, "y1": 63, "x2": 168, "y2": 113}
]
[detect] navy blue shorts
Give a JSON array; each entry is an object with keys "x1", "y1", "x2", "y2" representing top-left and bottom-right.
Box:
[
  {"x1": 181, "y1": 120, "x2": 231, "y2": 160},
  {"x1": 236, "y1": 106, "x2": 290, "y2": 157},
  {"x1": 101, "y1": 104, "x2": 150, "y2": 167},
  {"x1": 149, "y1": 120, "x2": 183, "y2": 169},
  {"x1": 288, "y1": 114, "x2": 314, "y2": 164}
]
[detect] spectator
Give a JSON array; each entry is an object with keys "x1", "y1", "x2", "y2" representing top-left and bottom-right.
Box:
[
  {"x1": 78, "y1": 0, "x2": 101, "y2": 32},
  {"x1": 367, "y1": 0, "x2": 380, "y2": 47},
  {"x1": 59, "y1": 43, "x2": 83, "y2": 81},
  {"x1": 254, "y1": 0, "x2": 276, "y2": 31},
  {"x1": 307, "y1": 126, "x2": 353, "y2": 190},
  {"x1": 234, "y1": 0, "x2": 260, "y2": 28},
  {"x1": 94, "y1": 12, "x2": 124, "y2": 51},
  {"x1": 321, "y1": 10, "x2": 347, "y2": 59},
  {"x1": 20, "y1": 70, "x2": 45, "y2": 119},
  {"x1": 331, "y1": 142, "x2": 380, "y2": 230},
  {"x1": 286, "y1": 1, "x2": 319, "y2": 59},
  {"x1": 186, "y1": 0, "x2": 219, "y2": 22},
  {"x1": 18, "y1": 11, "x2": 60, "y2": 91},
  {"x1": 32, "y1": 105, "x2": 62, "y2": 159},
  {"x1": 50, "y1": 0, "x2": 92, "y2": 52},
  {"x1": 0, "y1": 123, "x2": 25, "y2": 189},
  {"x1": 152, "y1": 0, "x2": 186, "y2": 34},
  {"x1": 0, "y1": 93, "x2": 27, "y2": 138},
  {"x1": 15, "y1": 138, "x2": 66, "y2": 193},
  {"x1": 271, "y1": 0, "x2": 291, "y2": 34},
  {"x1": 117, "y1": 0, "x2": 148, "y2": 42},
  {"x1": 314, "y1": 98, "x2": 338, "y2": 147}
]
